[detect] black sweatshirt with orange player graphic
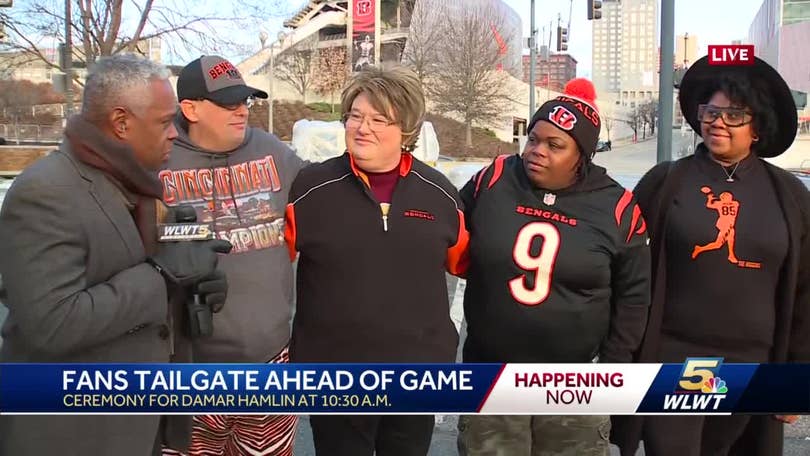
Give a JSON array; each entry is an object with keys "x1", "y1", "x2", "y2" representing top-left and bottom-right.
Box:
[
  {"x1": 284, "y1": 153, "x2": 468, "y2": 363},
  {"x1": 460, "y1": 154, "x2": 651, "y2": 364},
  {"x1": 658, "y1": 147, "x2": 788, "y2": 363}
]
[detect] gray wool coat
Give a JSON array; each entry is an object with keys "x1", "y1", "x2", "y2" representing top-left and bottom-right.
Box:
[{"x1": 0, "y1": 142, "x2": 192, "y2": 456}]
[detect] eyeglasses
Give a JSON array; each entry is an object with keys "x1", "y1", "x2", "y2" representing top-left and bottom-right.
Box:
[
  {"x1": 698, "y1": 104, "x2": 753, "y2": 127},
  {"x1": 342, "y1": 111, "x2": 396, "y2": 132},
  {"x1": 201, "y1": 96, "x2": 256, "y2": 111}
]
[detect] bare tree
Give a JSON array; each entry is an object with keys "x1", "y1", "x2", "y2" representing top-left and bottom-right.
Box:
[
  {"x1": 645, "y1": 99, "x2": 658, "y2": 135},
  {"x1": 0, "y1": 0, "x2": 290, "y2": 86},
  {"x1": 626, "y1": 106, "x2": 642, "y2": 142},
  {"x1": 427, "y1": 3, "x2": 515, "y2": 148},
  {"x1": 311, "y1": 47, "x2": 348, "y2": 114},
  {"x1": 637, "y1": 100, "x2": 658, "y2": 139},
  {"x1": 600, "y1": 103, "x2": 615, "y2": 141},
  {"x1": 400, "y1": 0, "x2": 446, "y2": 85},
  {"x1": 274, "y1": 38, "x2": 317, "y2": 104}
]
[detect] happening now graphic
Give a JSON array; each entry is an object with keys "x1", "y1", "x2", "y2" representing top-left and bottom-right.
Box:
[
  {"x1": 692, "y1": 187, "x2": 761, "y2": 269},
  {"x1": 4, "y1": 363, "x2": 810, "y2": 414}
]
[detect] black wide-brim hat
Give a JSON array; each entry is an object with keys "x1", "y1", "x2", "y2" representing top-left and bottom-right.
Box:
[{"x1": 679, "y1": 55, "x2": 797, "y2": 157}]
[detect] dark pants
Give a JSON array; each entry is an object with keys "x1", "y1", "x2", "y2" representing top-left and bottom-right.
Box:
[
  {"x1": 643, "y1": 415, "x2": 751, "y2": 456},
  {"x1": 309, "y1": 414, "x2": 435, "y2": 456}
]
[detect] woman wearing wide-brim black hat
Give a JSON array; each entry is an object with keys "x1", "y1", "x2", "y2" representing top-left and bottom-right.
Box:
[{"x1": 610, "y1": 55, "x2": 810, "y2": 456}]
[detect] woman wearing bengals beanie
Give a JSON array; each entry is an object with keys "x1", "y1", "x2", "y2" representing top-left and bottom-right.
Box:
[{"x1": 456, "y1": 79, "x2": 651, "y2": 455}]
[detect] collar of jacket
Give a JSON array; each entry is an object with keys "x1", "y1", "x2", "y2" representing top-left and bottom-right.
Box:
[
  {"x1": 346, "y1": 151, "x2": 413, "y2": 187},
  {"x1": 63, "y1": 114, "x2": 163, "y2": 199}
]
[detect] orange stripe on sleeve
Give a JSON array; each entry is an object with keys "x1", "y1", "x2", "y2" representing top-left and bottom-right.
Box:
[
  {"x1": 614, "y1": 189, "x2": 633, "y2": 226},
  {"x1": 635, "y1": 218, "x2": 647, "y2": 235},
  {"x1": 487, "y1": 154, "x2": 508, "y2": 189},
  {"x1": 626, "y1": 204, "x2": 642, "y2": 243},
  {"x1": 284, "y1": 203, "x2": 298, "y2": 262},
  {"x1": 473, "y1": 167, "x2": 487, "y2": 197},
  {"x1": 447, "y1": 209, "x2": 470, "y2": 277}
]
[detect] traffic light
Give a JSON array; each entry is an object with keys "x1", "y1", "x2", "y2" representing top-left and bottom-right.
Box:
[
  {"x1": 556, "y1": 26, "x2": 568, "y2": 52},
  {"x1": 588, "y1": 0, "x2": 602, "y2": 20}
]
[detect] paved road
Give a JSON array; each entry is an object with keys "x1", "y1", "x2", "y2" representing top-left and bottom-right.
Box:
[{"x1": 592, "y1": 129, "x2": 693, "y2": 177}]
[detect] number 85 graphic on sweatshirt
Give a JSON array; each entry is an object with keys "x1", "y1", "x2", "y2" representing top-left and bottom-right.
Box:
[{"x1": 508, "y1": 222, "x2": 561, "y2": 306}]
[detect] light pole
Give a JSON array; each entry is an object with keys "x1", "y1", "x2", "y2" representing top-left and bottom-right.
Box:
[
  {"x1": 260, "y1": 31, "x2": 289, "y2": 135},
  {"x1": 683, "y1": 32, "x2": 689, "y2": 67},
  {"x1": 529, "y1": 0, "x2": 537, "y2": 118},
  {"x1": 64, "y1": 0, "x2": 73, "y2": 116},
  {"x1": 656, "y1": 0, "x2": 674, "y2": 163}
]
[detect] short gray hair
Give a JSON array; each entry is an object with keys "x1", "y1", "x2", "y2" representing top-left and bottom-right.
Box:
[{"x1": 82, "y1": 54, "x2": 172, "y2": 124}]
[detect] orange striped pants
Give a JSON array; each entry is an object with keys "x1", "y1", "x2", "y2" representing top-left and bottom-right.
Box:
[{"x1": 163, "y1": 347, "x2": 298, "y2": 456}]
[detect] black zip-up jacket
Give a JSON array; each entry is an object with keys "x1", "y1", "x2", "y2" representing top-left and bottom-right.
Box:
[{"x1": 284, "y1": 153, "x2": 468, "y2": 363}]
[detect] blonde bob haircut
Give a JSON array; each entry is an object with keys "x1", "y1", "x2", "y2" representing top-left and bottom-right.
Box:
[{"x1": 340, "y1": 65, "x2": 425, "y2": 150}]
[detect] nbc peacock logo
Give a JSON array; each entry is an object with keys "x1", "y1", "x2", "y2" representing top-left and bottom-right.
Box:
[{"x1": 701, "y1": 377, "x2": 729, "y2": 394}]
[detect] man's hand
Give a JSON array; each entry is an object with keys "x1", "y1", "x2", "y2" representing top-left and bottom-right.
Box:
[
  {"x1": 195, "y1": 270, "x2": 228, "y2": 313},
  {"x1": 149, "y1": 239, "x2": 233, "y2": 287},
  {"x1": 774, "y1": 415, "x2": 800, "y2": 424}
]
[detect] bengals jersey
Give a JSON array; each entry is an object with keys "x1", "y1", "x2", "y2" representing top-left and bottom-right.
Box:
[{"x1": 459, "y1": 155, "x2": 651, "y2": 363}]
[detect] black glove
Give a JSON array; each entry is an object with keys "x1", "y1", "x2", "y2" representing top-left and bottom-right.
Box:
[
  {"x1": 195, "y1": 269, "x2": 228, "y2": 313},
  {"x1": 149, "y1": 239, "x2": 233, "y2": 287}
]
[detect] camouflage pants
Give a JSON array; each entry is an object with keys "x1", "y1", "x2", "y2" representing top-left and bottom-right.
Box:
[{"x1": 457, "y1": 415, "x2": 610, "y2": 456}]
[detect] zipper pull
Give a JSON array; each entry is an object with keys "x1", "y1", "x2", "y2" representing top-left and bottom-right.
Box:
[{"x1": 380, "y1": 203, "x2": 391, "y2": 232}]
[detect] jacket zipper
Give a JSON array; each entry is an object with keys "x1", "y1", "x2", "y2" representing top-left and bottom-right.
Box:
[
  {"x1": 356, "y1": 176, "x2": 392, "y2": 233},
  {"x1": 381, "y1": 203, "x2": 390, "y2": 232}
]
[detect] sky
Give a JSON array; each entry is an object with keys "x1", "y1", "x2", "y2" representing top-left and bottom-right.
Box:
[
  {"x1": 500, "y1": 0, "x2": 766, "y2": 77},
  {"x1": 1, "y1": 0, "x2": 770, "y2": 70}
]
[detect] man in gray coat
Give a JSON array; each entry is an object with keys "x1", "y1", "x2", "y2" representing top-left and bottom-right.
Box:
[{"x1": 0, "y1": 55, "x2": 231, "y2": 455}]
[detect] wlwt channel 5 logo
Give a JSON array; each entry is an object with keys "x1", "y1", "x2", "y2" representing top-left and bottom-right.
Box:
[{"x1": 663, "y1": 358, "x2": 728, "y2": 411}]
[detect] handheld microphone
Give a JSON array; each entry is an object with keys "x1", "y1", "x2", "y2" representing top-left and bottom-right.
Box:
[{"x1": 161, "y1": 205, "x2": 214, "y2": 338}]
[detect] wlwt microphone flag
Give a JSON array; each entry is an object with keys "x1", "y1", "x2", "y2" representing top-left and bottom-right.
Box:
[{"x1": 1, "y1": 359, "x2": 808, "y2": 414}]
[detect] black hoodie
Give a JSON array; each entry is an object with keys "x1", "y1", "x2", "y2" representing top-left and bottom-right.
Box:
[
  {"x1": 158, "y1": 117, "x2": 305, "y2": 363},
  {"x1": 459, "y1": 154, "x2": 651, "y2": 363}
]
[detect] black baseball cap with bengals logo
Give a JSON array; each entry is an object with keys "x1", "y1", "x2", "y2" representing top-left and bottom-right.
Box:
[
  {"x1": 177, "y1": 55, "x2": 268, "y2": 105},
  {"x1": 528, "y1": 78, "x2": 601, "y2": 159}
]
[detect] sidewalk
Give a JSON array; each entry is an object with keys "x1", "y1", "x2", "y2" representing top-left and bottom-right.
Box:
[{"x1": 611, "y1": 132, "x2": 658, "y2": 148}]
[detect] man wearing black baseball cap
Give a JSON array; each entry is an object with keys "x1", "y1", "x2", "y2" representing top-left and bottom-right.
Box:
[
  {"x1": 160, "y1": 56, "x2": 305, "y2": 456},
  {"x1": 177, "y1": 55, "x2": 268, "y2": 107}
]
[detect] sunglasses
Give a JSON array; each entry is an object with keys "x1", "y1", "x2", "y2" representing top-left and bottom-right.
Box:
[
  {"x1": 200, "y1": 96, "x2": 257, "y2": 111},
  {"x1": 697, "y1": 104, "x2": 753, "y2": 127}
]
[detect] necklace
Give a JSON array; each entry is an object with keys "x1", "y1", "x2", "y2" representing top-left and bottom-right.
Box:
[{"x1": 721, "y1": 161, "x2": 741, "y2": 182}]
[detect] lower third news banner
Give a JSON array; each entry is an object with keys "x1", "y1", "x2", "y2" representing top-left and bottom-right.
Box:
[{"x1": 0, "y1": 360, "x2": 808, "y2": 414}]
